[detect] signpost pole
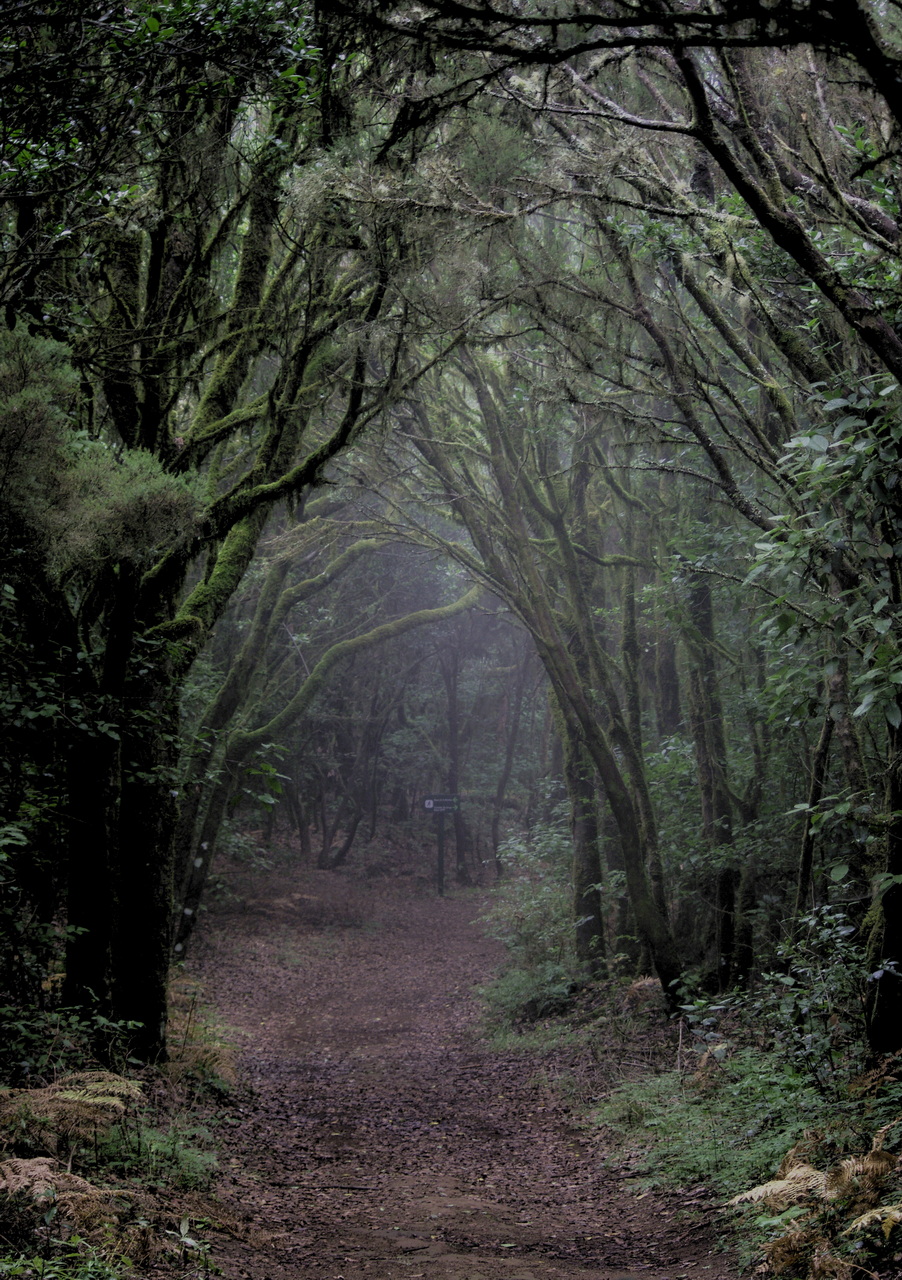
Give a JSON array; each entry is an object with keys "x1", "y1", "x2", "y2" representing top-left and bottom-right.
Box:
[
  {"x1": 423, "y1": 795, "x2": 459, "y2": 898},
  {"x1": 436, "y1": 811, "x2": 445, "y2": 898}
]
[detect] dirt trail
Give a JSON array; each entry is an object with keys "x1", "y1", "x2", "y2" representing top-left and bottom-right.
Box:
[{"x1": 189, "y1": 864, "x2": 738, "y2": 1280}]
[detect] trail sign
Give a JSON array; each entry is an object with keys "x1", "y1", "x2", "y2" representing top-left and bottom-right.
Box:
[
  {"x1": 423, "y1": 795, "x2": 460, "y2": 896},
  {"x1": 423, "y1": 794, "x2": 460, "y2": 813}
]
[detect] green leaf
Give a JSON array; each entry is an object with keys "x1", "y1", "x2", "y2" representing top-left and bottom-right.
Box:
[{"x1": 854, "y1": 692, "x2": 876, "y2": 717}]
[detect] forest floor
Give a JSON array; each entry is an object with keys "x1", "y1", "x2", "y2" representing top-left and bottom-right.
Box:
[{"x1": 185, "y1": 856, "x2": 740, "y2": 1280}]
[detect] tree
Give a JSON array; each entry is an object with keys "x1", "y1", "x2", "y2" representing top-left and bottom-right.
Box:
[
  {"x1": 423, "y1": 28, "x2": 902, "y2": 1047},
  {"x1": 375, "y1": 344, "x2": 683, "y2": 994},
  {"x1": 9, "y1": 0, "x2": 902, "y2": 1067},
  {"x1": 0, "y1": 2, "x2": 462, "y2": 1059}
]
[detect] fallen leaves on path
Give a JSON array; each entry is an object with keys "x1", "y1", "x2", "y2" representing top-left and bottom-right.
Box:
[{"x1": 185, "y1": 864, "x2": 738, "y2": 1280}]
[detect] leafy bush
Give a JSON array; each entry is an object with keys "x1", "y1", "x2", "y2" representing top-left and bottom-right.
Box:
[
  {"x1": 480, "y1": 810, "x2": 574, "y2": 963},
  {"x1": 479, "y1": 809, "x2": 585, "y2": 1023},
  {"x1": 0, "y1": 1245, "x2": 126, "y2": 1278},
  {"x1": 742, "y1": 908, "x2": 872, "y2": 1099},
  {"x1": 480, "y1": 961, "x2": 580, "y2": 1025},
  {"x1": 0, "y1": 1009, "x2": 142, "y2": 1088},
  {"x1": 593, "y1": 1046, "x2": 828, "y2": 1197},
  {"x1": 91, "y1": 1119, "x2": 217, "y2": 1190}
]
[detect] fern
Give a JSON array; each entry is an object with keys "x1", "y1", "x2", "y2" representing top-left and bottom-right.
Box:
[
  {"x1": 0, "y1": 1072, "x2": 142, "y2": 1153},
  {"x1": 0, "y1": 1156, "x2": 153, "y2": 1267},
  {"x1": 0, "y1": 1156, "x2": 96, "y2": 1198},
  {"x1": 731, "y1": 1122, "x2": 902, "y2": 1277},
  {"x1": 844, "y1": 1203, "x2": 902, "y2": 1236},
  {"x1": 729, "y1": 1163, "x2": 827, "y2": 1209}
]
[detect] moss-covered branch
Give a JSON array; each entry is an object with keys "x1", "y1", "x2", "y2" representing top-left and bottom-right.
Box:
[{"x1": 230, "y1": 583, "x2": 482, "y2": 755}]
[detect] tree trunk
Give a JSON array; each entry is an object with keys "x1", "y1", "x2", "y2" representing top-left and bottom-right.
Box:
[
  {"x1": 440, "y1": 651, "x2": 471, "y2": 885},
  {"x1": 322, "y1": 809, "x2": 362, "y2": 869},
  {"x1": 685, "y1": 566, "x2": 737, "y2": 990},
  {"x1": 174, "y1": 752, "x2": 242, "y2": 953},
  {"x1": 559, "y1": 712, "x2": 605, "y2": 971},
  {"x1": 111, "y1": 666, "x2": 180, "y2": 1061},
  {"x1": 62, "y1": 731, "x2": 119, "y2": 1019},
  {"x1": 866, "y1": 706, "x2": 902, "y2": 1054},
  {"x1": 795, "y1": 706, "x2": 834, "y2": 919},
  {"x1": 491, "y1": 645, "x2": 530, "y2": 864}
]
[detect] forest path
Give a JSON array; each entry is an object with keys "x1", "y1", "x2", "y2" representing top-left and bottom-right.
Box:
[{"x1": 189, "y1": 862, "x2": 738, "y2": 1280}]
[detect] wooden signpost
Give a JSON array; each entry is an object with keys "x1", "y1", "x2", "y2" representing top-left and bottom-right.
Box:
[{"x1": 423, "y1": 794, "x2": 460, "y2": 896}]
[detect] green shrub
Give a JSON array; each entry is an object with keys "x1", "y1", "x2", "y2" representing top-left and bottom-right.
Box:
[
  {"x1": 479, "y1": 808, "x2": 585, "y2": 1025},
  {"x1": 480, "y1": 960, "x2": 580, "y2": 1025},
  {"x1": 593, "y1": 1046, "x2": 828, "y2": 1197},
  {"x1": 480, "y1": 810, "x2": 573, "y2": 964},
  {"x1": 0, "y1": 1009, "x2": 142, "y2": 1087},
  {"x1": 0, "y1": 1243, "x2": 127, "y2": 1278},
  {"x1": 89, "y1": 1118, "x2": 217, "y2": 1190}
]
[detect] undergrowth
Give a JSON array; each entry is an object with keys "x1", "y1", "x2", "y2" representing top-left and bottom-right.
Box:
[
  {"x1": 601, "y1": 912, "x2": 902, "y2": 1275},
  {"x1": 480, "y1": 849, "x2": 902, "y2": 1279},
  {"x1": 0, "y1": 1009, "x2": 142, "y2": 1088},
  {"x1": 479, "y1": 809, "x2": 588, "y2": 1031},
  {"x1": 0, "y1": 1242, "x2": 126, "y2": 1278},
  {"x1": 0, "y1": 976, "x2": 232, "y2": 1278},
  {"x1": 593, "y1": 1046, "x2": 829, "y2": 1196}
]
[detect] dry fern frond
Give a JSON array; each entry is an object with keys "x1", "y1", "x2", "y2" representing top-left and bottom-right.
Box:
[
  {"x1": 843, "y1": 1202, "x2": 902, "y2": 1238},
  {"x1": 0, "y1": 1156, "x2": 96, "y2": 1199},
  {"x1": 737, "y1": 1126, "x2": 902, "y2": 1277},
  {"x1": 692, "y1": 1042, "x2": 731, "y2": 1079},
  {"x1": 809, "y1": 1242, "x2": 853, "y2": 1279},
  {"x1": 0, "y1": 1156, "x2": 150, "y2": 1263},
  {"x1": 622, "y1": 976, "x2": 661, "y2": 1009},
  {"x1": 869, "y1": 1117, "x2": 902, "y2": 1151},
  {"x1": 164, "y1": 978, "x2": 236, "y2": 1090},
  {"x1": 778, "y1": 1133, "x2": 826, "y2": 1178},
  {"x1": 848, "y1": 1054, "x2": 902, "y2": 1098},
  {"x1": 825, "y1": 1149, "x2": 897, "y2": 1201},
  {"x1": 729, "y1": 1163, "x2": 827, "y2": 1209},
  {"x1": 0, "y1": 1072, "x2": 142, "y2": 1153},
  {"x1": 763, "y1": 1225, "x2": 820, "y2": 1275}
]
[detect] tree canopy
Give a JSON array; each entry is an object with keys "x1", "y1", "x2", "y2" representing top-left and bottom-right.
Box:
[{"x1": 4, "y1": 0, "x2": 902, "y2": 1075}]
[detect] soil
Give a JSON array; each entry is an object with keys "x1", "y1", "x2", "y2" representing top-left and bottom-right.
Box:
[{"x1": 187, "y1": 860, "x2": 740, "y2": 1280}]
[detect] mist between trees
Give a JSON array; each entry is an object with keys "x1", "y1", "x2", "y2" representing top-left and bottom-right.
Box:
[{"x1": 3, "y1": 0, "x2": 902, "y2": 1067}]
